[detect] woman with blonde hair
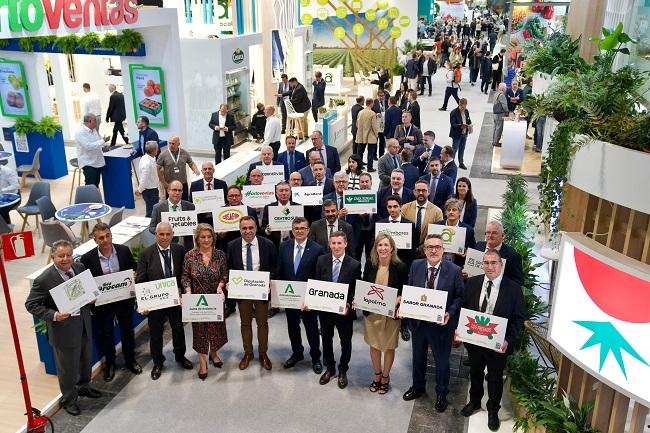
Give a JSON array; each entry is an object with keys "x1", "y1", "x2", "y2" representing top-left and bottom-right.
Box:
[
  {"x1": 181, "y1": 223, "x2": 229, "y2": 380},
  {"x1": 355, "y1": 233, "x2": 408, "y2": 394}
]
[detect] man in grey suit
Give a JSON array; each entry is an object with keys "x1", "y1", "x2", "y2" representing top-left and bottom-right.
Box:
[
  {"x1": 25, "y1": 240, "x2": 101, "y2": 416},
  {"x1": 378, "y1": 139, "x2": 402, "y2": 188},
  {"x1": 492, "y1": 83, "x2": 509, "y2": 147},
  {"x1": 149, "y1": 180, "x2": 195, "y2": 252},
  {"x1": 308, "y1": 199, "x2": 355, "y2": 256}
]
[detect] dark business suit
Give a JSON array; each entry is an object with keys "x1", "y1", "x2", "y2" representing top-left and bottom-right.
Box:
[
  {"x1": 405, "y1": 100, "x2": 421, "y2": 128},
  {"x1": 190, "y1": 177, "x2": 228, "y2": 226},
  {"x1": 475, "y1": 241, "x2": 524, "y2": 286},
  {"x1": 449, "y1": 107, "x2": 472, "y2": 166},
  {"x1": 226, "y1": 236, "x2": 277, "y2": 355},
  {"x1": 376, "y1": 186, "x2": 415, "y2": 219},
  {"x1": 350, "y1": 102, "x2": 364, "y2": 155},
  {"x1": 246, "y1": 161, "x2": 285, "y2": 181},
  {"x1": 298, "y1": 165, "x2": 333, "y2": 184},
  {"x1": 308, "y1": 217, "x2": 355, "y2": 256},
  {"x1": 442, "y1": 160, "x2": 458, "y2": 186},
  {"x1": 277, "y1": 81, "x2": 291, "y2": 132},
  {"x1": 135, "y1": 243, "x2": 186, "y2": 366},
  {"x1": 407, "y1": 258, "x2": 464, "y2": 396},
  {"x1": 80, "y1": 244, "x2": 137, "y2": 368},
  {"x1": 315, "y1": 253, "x2": 362, "y2": 373},
  {"x1": 277, "y1": 149, "x2": 307, "y2": 178},
  {"x1": 312, "y1": 79, "x2": 326, "y2": 122},
  {"x1": 413, "y1": 144, "x2": 442, "y2": 175},
  {"x1": 261, "y1": 200, "x2": 299, "y2": 248},
  {"x1": 463, "y1": 275, "x2": 525, "y2": 412},
  {"x1": 401, "y1": 163, "x2": 420, "y2": 190},
  {"x1": 460, "y1": 198, "x2": 478, "y2": 228},
  {"x1": 276, "y1": 239, "x2": 325, "y2": 362},
  {"x1": 383, "y1": 105, "x2": 402, "y2": 141},
  {"x1": 302, "y1": 178, "x2": 335, "y2": 223},
  {"x1": 136, "y1": 126, "x2": 159, "y2": 157},
  {"x1": 209, "y1": 111, "x2": 237, "y2": 164},
  {"x1": 149, "y1": 200, "x2": 196, "y2": 252},
  {"x1": 433, "y1": 219, "x2": 477, "y2": 268},
  {"x1": 306, "y1": 145, "x2": 341, "y2": 175},
  {"x1": 106, "y1": 91, "x2": 128, "y2": 147},
  {"x1": 362, "y1": 260, "x2": 408, "y2": 299},
  {"x1": 419, "y1": 172, "x2": 454, "y2": 210},
  {"x1": 25, "y1": 263, "x2": 93, "y2": 406}
]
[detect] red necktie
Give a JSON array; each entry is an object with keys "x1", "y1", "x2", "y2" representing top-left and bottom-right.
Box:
[{"x1": 207, "y1": 182, "x2": 212, "y2": 190}]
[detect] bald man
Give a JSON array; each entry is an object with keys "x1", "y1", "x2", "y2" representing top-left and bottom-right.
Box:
[
  {"x1": 106, "y1": 83, "x2": 128, "y2": 147},
  {"x1": 156, "y1": 136, "x2": 200, "y2": 201}
]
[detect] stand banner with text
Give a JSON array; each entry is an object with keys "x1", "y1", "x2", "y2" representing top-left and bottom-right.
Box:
[
  {"x1": 129, "y1": 64, "x2": 167, "y2": 127},
  {"x1": 182, "y1": 294, "x2": 224, "y2": 322},
  {"x1": 343, "y1": 190, "x2": 377, "y2": 214},
  {"x1": 242, "y1": 184, "x2": 276, "y2": 208},
  {"x1": 354, "y1": 280, "x2": 398, "y2": 317},
  {"x1": 270, "y1": 280, "x2": 307, "y2": 309},
  {"x1": 456, "y1": 308, "x2": 508, "y2": 351},
  {"x1": 399, "y1": 285, "x2": 448, "y2": 324},
  {"x1": 0, "y1": 59, "x2": 31, "y2": 118},
  {"x1": 134, "y1": 277, "x2": 180, "y2": 312},
  {"x1": 161, "y1": 211, "x2": 198, "y2": 236},
  {"x1": 228, "y1": 270, "x2": 270, "y2": 300},
  {"x1": 304, "y1": 279, "x2": 348, "y2": 314},
  {"x1": 49, "y1": 270, "x2": 99, "y2": 314},
  {"x1": 94, "y1": 270, "x2": 135, "y2": 306},
  {"x1": 428, "y1": 224, "x2": 467, "y2": 254}
]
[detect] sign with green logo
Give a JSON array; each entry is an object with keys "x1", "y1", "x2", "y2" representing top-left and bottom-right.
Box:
[
  {"x1": 182, "y1": 293, "x2": 225, "y2": 322},
  {"x1": 242, "y1": 184, "x2": 276, "y2": 208},
  {"x1": 457, "y1": 308, "x2": 508, "y2": 350},
  {"x1": 268, "y1": 205, "x2": 305, "y2": 231},
  {"x1": 428, "y1": 224, "x2": 467, "y2": 254},
  {"x1": 134, "y1": 277, "x2": 180, "y2": 313},
  {"x1": 343, "y1": 190, "x2": 377, "y2": 214},
  {"x1": 49, "y1": 269, "x2": 100, "y2": 314},
  {"x1": 228, "y1": 270, "x2": 270, "y2": 300},
  {"x1": 270, "y1": 280, "x2": 307, "y2": 309},
  {"x1": 0, "y1": 59, "x2": 31, "y2": 119}
]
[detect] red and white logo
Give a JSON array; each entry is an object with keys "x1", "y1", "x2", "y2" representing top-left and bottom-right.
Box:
[{"x1": 1, "y1": 231, "x2": 35, "y2": 261}]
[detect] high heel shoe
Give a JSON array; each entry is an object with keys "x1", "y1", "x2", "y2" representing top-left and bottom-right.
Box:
[
  {"x1": 369, "y1": 371, "x2": 382, "y2": 392},
  {"x1": 198, "y1": 370, "x2": 208, "y2": 380},
  {"x1": 378, "y1": 374, "x2": 390, "y2": 395},
  {"x1": 211, "y1": 358, "x2": 223, "y2": 368}
]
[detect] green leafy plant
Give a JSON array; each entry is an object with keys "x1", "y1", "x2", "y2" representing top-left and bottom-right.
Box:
[
  {"x1": 54, "y1": 34, "x2": 79, "y2": 54},
  {"x1": 130, "y1": 244, "x2": 145, "y2": 262},
  {"x1": 18, "y1": 37, "x2": 35, "y2": 52},
  {"x1": 391, "y1": 63, "x2": 405, "y2": 76},
  {"x1": 0, "y1": 38, "x2": 11, "y2": 49},
  {"x1": 13, "y1": 118, "x2": 37, "y2": 135},
  {"x1": 78, "y1": 32, "x2": 101, "y2": 53},
  {"x1": 34, "y1": 116, "x2": 62, "y2": 138},
  {"x1": 34, "y1": 319, "x2": 47, "y2": 335},
  {"x1": 399, "y1": 39, "x2": 423, "y2": 55},
  {"x1": 522, "y1": 33, "x2": 587, "y2": 78},
  {"x1": 534, "y1": 394, "x2": 599, "y2": 433},
  {"x1": 115, "y1": 29, "x2": 143, "y2": 54},
  {"x1": 34, "y1": 35, "x2": 57, "y2": 49},
  {"x1": 101, "y1": 33, "x2": 119, "y2": 49},
  {"x1": 235, "y1": 174, "x2": 247, "y2": 189}
]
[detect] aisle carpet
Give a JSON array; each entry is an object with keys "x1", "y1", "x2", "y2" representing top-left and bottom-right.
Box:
[{"x1": 80, "y1": 312, "x2": 414, "y2": 433}]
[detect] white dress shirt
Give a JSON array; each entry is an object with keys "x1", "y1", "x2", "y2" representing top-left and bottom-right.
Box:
[
  {"x1": 157, "y1": 244, "x2": 174, "y2": 275},
  {"x1": 75, "y1": 124, "x2": 105, "y2": 168},
  {"x1": 81, "y1": 92, "x2": 101, "y2": 116},
  {"x1": 263, "y1": 116, "x2": 282, "y2": 145},
  {"x1": 137, "y1": 153, "x2": 159, "y2": 192},
  {"x1": 479, "y1": 274, "x2": 503, "y2": 314},
  {"x1": 0, "y1": 165, "x2": 19, "y2": 193},
  {"x1": 241, "y1": 237, "x2": 261, "y2": 271},
  {"x1": 219, "y1": 113, "x2": 226, "y2": 137}
]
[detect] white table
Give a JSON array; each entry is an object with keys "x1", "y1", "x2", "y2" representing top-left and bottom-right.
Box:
[{"x1": 500, "y1": 119, "x2": 527, "y2": 169}]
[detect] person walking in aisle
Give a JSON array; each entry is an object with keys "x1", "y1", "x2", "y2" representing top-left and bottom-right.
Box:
[
  {"x1": 76, "y1": 114, "x2": 109, "y2": 187},
  {"x1": 312, "y1": 71, "x2": 326, "y2": 122},
  {"x1": 439, "y1": 62, "x2": 461, "y2": 111},
  {"x1": 449, "y1": 98, "x2": 472, "y2": 170},
  {"x1": 209, "y1": 103, "x2": 237, "y2": 164},
  {"x1": 105, "y1": 84, "x2": 128, "y2": 146}
]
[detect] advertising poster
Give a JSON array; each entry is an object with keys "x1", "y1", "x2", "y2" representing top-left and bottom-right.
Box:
[
  {"x1": 0, "y1": 59, "x2": 31, "y2": 118},
  {"x1": 129, "y1": 64, "x2": 167, "y2": 127}
]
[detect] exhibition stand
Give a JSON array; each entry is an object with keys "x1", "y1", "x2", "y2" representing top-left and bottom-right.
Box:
[{"x1": 9, "y1": 128, "x2": 68, "y2": 180}]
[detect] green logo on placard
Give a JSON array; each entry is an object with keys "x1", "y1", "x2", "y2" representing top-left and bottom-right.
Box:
[
  {"x1": 196, "y1": 295, "x2": 209, "y2": 307},
  {"x1": 282, "y1": 207, "x2": 291, "y2": 216},
  {"x1": 232, "y1": 276, "x2": 243, "y2": 285},
  {"x1": 284, "y1": 284, "x2": 295, "y2": 294},
  {"x1": 441, "y1": 227, "x2": 455, "y2": 243}
]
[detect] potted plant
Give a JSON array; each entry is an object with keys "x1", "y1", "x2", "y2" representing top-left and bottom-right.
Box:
[
  {"x1": 115, "y1": 29, "x2": 143, "y2": 54},
  {"x1": 12, "y1": 116, "x2": 68, "y2": 179},
  {"x1": 54, "y1": 34, "x2": 79, "y2": 54},
  {"x1": 78, "y1": 32, "x2": 101, "y2": 53}
]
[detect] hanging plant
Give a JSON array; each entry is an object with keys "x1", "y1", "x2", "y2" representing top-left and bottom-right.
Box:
[
  {"x1": 0, "y1": 38, "x2": 10, "y2": 49},
  {"x1": 115, "y1": 29, "x2": 143, "y2": 54},
  {"x1": 78, "y1": 32, "x2": 101, "y2": 53},
  {"x1": 101, "y1": 33, "x2": 119, "y2": 49},
  {"x1": 34, "y1": 35, "x2": 57, "y2": 50},
  {"x1": 55, "y1": 34, "x2": 79, "y2": 54},
  {"x1": 18, "y1": 37, "x2": 35, "y2": 52}
]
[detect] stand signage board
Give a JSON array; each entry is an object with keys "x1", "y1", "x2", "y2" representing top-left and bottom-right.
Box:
[
  {"x1": 134, "y1": 277, "x2": 180, "y2": 312},
  {"x1": 354, "y1": 280, "x2": 398, "y2": 317},
  {"x1": 94, "y1": 270, "x2": 135, "y2": 306},
  {"x1": 303, "y1": 279, "x2": 348, "y2": 314},
  {"x1": 129, "y1": 64, "x2": 167, "y2": 127},
  {"x1": 399, "y1": 285, "x2": 448, "y2": 324},
  {"x1": 0, "y1": 59, "x2": 31, "y2": 118},
  {"x1": 270, "y1": 280, "x2": 307, "y2": 309},
  {"x1": 49, "y1": 270, "x2": 100, "y2": 314},
  {"x1": 457, "y1": 308, "x2": 508, "y2": 351},
  {"x1": 343, "y1": 190, "x2": 377, "y2": 214},
  {"x1": 428, "y1": 224, "x2": 467, "y2": 254},
  {"x1": 228, "y1": 270, "x2": 270, "y2": 300},
  {"x1": 182, "y1": 294, "x2": 225, "y2": 322}
]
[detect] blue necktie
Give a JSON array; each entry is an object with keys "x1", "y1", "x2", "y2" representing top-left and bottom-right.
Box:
[
  {"x1": 393, "y1": 156, "x2": 399, "y2": 169},
  {"x1": 294, "y1": 244, "x2": 303, "y2": 274},
  {"x1": 246, "y1": 243, "x2": 253, "y2": 271},
  {"x1": 332, "y1": 258, "x2": 341, "y2": 283},
  {"x1": 289, "y1": 152, "x2": 295, "y2": 173},
  {"x1": 430, "y1": 176, "x2": 438, "y2": 202}
]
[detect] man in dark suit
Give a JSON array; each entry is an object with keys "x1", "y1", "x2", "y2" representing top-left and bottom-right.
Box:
[
  {"x1": 80, "y1": 223, "x2": 140, "y2": 382},
  {"x1": 372, "y1": 89, "x2": 388, "y2": 159},
  {"x1": 350, "y1": 96, "x2": 364, "y2": 156},
  {"x1": 394, "y1": 111, "x2": 423, "y2": 150},
  {"x1": 434, "y1": 197, "x2": 477, "y2": 268},
  {"x1": 135, "y1": 115, "x2": 159, "y2": 157},
  {"x1": 440, "y1": 145, "x2": 458, "y2": 185},
  {"x1": 460, "y1": 249, "x2": 525, "y2": 431},
  {"x1": 419, "y1": 157, "x2": 454, "y2": 210},
  {"x1": 383, "y1": 96, "x2": 402, "y2": 144},
  {"x1": 289, "y1": 77, "x2": 311, "y2": 135},
  {"x1": 261, "y1": 181, "x2": 299, "y2": 248},
  {"x1": 275, "y1": 73, "x2": 291, "y2": 133},
  {"x1": 313, "y1": 231, "x2": 362, "y2": 388},
  {"x1": 322, "y1": 173, "x2": 359, "y2": 256},
  {"x1": 277, "y1": 135, "x2": 307, "y2": 179},
  {"x1": 305, "y1": 130, "x2": 341, "y2": 175},
  {"x1": 149, "y1": 180, "x2": 196, "y2": 252},
  {"x1": 404, "y1": 91, "x2": 421, "y2": 128},
  {"x1": 377, "y1": 169, "x2": 415, "y2": 219},
  {"x1": 400, "y1": 148, "x2": 420, "y2": 190},
  {"x1": 402, "y1": 234, "x2": 464, "y2": 413},
  {"x1": 474, "y1": 220, "x2": 524, "y2": 286},
  {"x1": 26, "y1": 241, "x2": 101, "y2": 416},
  {"x1": 311, "y1": 71, "x2": 326, "y2": 122},
  {"x1": 309, "y1": 199, "x2": 355, "y2": 256},
  {"x1": 376, "y1": 194, "x2": 417, "y2": 269},
  {"x1": 246, "y1": 145, "x2": 285, "y2": 179},
  {"x1": 413, "y1": 130, "x2": 442, "y2": 175},
  {"x1": 299, "y1": 152, "x2": 333, "y2": 184},
  {"x1": 276, "y1": 217, "x2": 325, "y2": 373},
  {"x1": 190, "y1": 161, "x2": 228, "y2": 226},
  {"x1": 419, "y1": 53, "x2": 437, "y2": 96},
  {"x1": 135, "y1": 222, "x2": 193, "y2": 380},
  {"x1": 209, "y1": 103, "x2": 237, "y2": 164},
  {"x1": 449, "y1": 98, "x2": 472, "y2": 169},
  {"x1": 303, "y1": 161, "x2": 335, "y2": 195},
  {"x1": 378, "y1": 138, "x2": 402, "y2": 187},
  {"x1": 227, "y1": 216, "x2": 277, "y2": 370},
  {"x1": 105, "y1": 84, "x2": 128, "y2": 147},
  {"x1": 354, "y1": 173, "x2": 376, "y2": 261}
]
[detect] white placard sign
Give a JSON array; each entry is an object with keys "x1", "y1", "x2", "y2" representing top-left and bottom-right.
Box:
[
  {"x1": 270, "y1": 280, "x2": 307, "y2": 309},
  {"x1": 228, "y1": 270, "x2": 270, "y2": 300},
  {"x1": 192, "y1": 189, "x2": 225, "y2": 211},
  {"x1": 161, "y1": 210, "x2": 198, "y2": 236},
  {"x1": 212, "y1": 205, "x2": 248, "y2": 232},
  {"x1": 49, "y1": 269, "x2": 100, "y2": 314},
  {"x1": 94, "y1": 270, "x2": 135, "y2": 306},
  {"x1": 375, "y1": 222, "x2": 413, "y2": 249},
  {"x1": 456, "y1": 308, "x2": 508, "y2": 351},
  {"x1": 463, "y1": 248, "x2": 507, "y2": 278},
  {"x1": 14, "y1": 132, "x2": 29, "y2": 152},
  {"x1": 182, "y1": 294, "x2": 225, "y2": 322},
  {"x1": 304, "y1": 279, "x2": 348, "y2": 314},
  {"x1": 292, "y1": 186, "x2": 323, "y2": 206},
  {"x1": 428, "y1": 224, "x2": 467, "y2": 254},
  {"x1": 268, "y1": 205, "x2": 304, "y2": 231},
  {"x1": 134, "y1": 277, "x2": 180, "y2": 312},
  {"x1": 258, "y1": 164, "x2": 286, "y2": 185},
  {"x1": 242, "y1": 184, "x2": 276, "y2": 208},
  {"x1": 354, "y1": 280, "x2": 399, "y2": 317},
  {"x1": 343, "y1": 190, "x2": 377, "y2": 214},
  {"x1": 399, "y1": 285, "x2": 448, "y2": 324}
]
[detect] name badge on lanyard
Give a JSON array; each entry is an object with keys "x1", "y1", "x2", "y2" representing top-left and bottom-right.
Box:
[{"x1": 169, "y1": 149, "x2": 181, "y2": 173}]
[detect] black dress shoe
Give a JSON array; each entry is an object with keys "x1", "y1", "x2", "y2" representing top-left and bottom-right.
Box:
[
  {"x1": 103, "y1": 364, "x2": 115, "y2": 382},
  {"x1": 151, "y1": 364, "x2": 163, "y2": 380},
  {"x1": 459, "y1": 163, "x2": 467, "y2": 170},
  {"x1": 400, "y1": 326, "x2": 410, "y2": 342},
  {"x1": 126, "y1": 361, "x2": 143, "y2": 375},
  {"x1": 402, "y1": 386, "x2": 425, "y2": 401},
  {"x1": 177, "y1": 357, "x2": 193, "y2": 370},
  {"x1": 78, "y1": 387, "x2": 101, "y2": 398},
  {"x1": 435, "y1": 394, "x2": 448, "y2": 412},
  {"x1": 63, "y1": 402, "x2": 81, "y2": 416},
  {"x1": 283, "y1": 354, "x2": 304, "y2": 369},
  {"x1": 268, "y1": 307, "x2": 280, "y2": 318},
  {"x1": 319, "y1": 370, "x2": 334, "y2": 385},
  {"x1": 367, "y1": 168, "x2": 376, "y2": 172},
  {"x1": 312, "y1": 361, "x2": 323, "y2": 374},
  {"x1": 439, "y1": 107, "x2": 447, "y2": 111},
  {"x1": 488, "y1": 412, "x2": 500, "y2": 431},
  {"x1": 337, "y1": 372, "x2": 348, "y2": 389},
  {"x1": 460, "y1": 401, "x2": 481, "y2": 417}
]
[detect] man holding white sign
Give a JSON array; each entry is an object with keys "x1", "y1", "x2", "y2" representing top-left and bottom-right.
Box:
[
  {"x1": 376, "y1": 194, "x2": 417, "y2": 269},
  {"x1": 149, "y1": 180, "x2": 196, "y2": 252},
  {"x1": 459, "y1": 249, "x2": 525, "y2": 431},
  {"x1": 402, "y1": 234, "x2": 464, "y2": 414},
  {"x1": 431, "y1": 197, "x2": 476, "y2": 267},
  {"x1": 190, "y1": 161, "x2": 228, "y2": 226},
  {"x1": 313, "y1": 231, "x2": 361, "y2": 389},
  {"x1": 80, "y1": 223, "x2": 140, "y2": 382},
  {"x1": 25, "y1": 241, "x2": 101, "y2": 416},
  {"x1": 261, "y1": 181, "x2": 302, "y2": 248}
]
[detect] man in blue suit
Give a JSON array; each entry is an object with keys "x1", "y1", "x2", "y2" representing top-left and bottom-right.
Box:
[
  {"x1": 474, "y1": 221, "x2": 524, "y2": 286},
  {"x1": 377, "y1": 169, "x2": 415, "y2": 219},
  {"x1": 311, "y1": 72, "x2": 326, "y2": 122},
  {"x1": 189, "y1": 161, "x2": 228, "y2": 225},
  {"x1": 135, "y1": 115, "x2": 159, "y2": 157},
  {"x1": 440, "y1": 145, "x2": 458, "y2": 186},
  {"x1": 246, "y1": 146, "x2": 285, "y2": 179},
  {"x1": 419, "y1": 157, "x2": 454, "y2": 210},
  {"x1": 402, "y1": 234, "x2": 464, "y2": 413},
  {"x1": 400, "y1": 148, "x2": 421, "y2": 190},
  {"x1": 299, "y1": 151, "x2": 333, "y2": 184},
  {"x1": 383, "y1": 96, "x2": 402, "y2": 144},
  {"x1": 277, "y1": 135, "x2": 307, "y2": 179},
  {"x1": 305, "y1": 130, "x2": 341, "y2": 175},
  {"x1": 276, "y1": 217, "x2": 325, "y2": 373},
  {"x1": 413, "y1": 130, "x2": 442, "y2": 175}
]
